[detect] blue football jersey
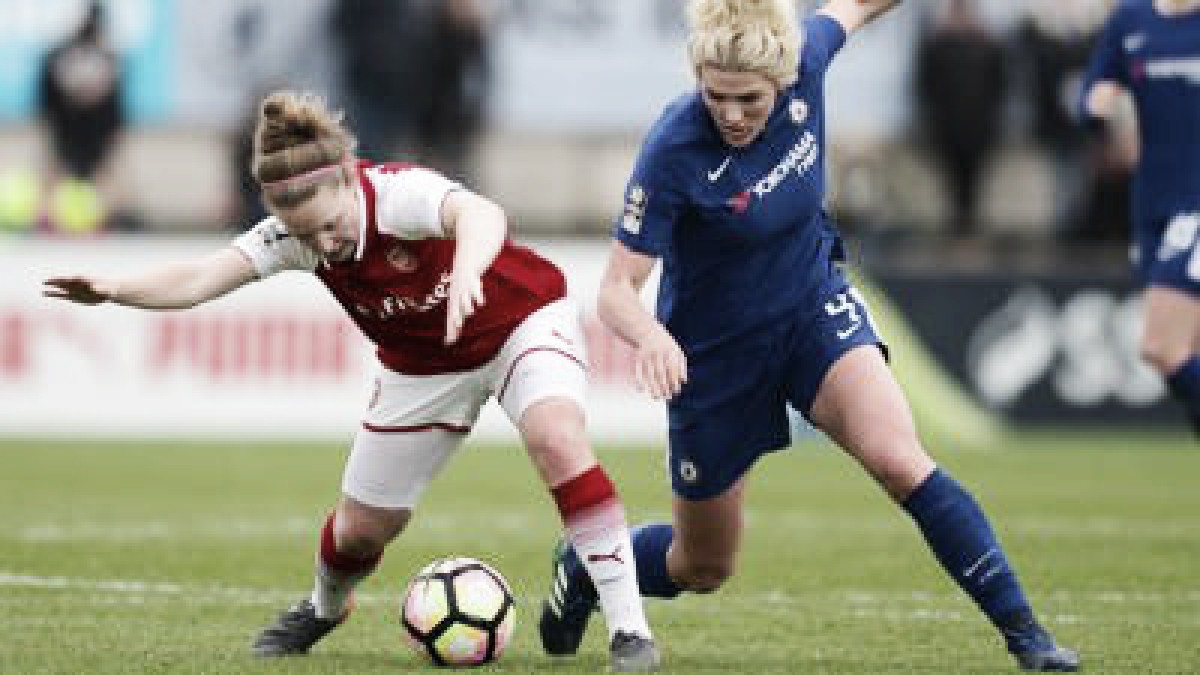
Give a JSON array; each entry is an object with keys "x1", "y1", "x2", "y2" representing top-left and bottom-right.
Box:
[
  {"x1": 1081, "y1": 0, "x2": 1200, "y2": 228},
  {"x1": 615, "y1": 16, "x2": 848, "y2": 356}
]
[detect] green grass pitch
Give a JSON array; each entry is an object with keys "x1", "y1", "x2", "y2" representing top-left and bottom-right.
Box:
[{"x1": 1, "y1": 433, "x2": 1197, "y2": 673}]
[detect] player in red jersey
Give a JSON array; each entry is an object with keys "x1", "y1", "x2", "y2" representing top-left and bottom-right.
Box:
[{"x1": 43, "y1": 90, "x2": 660, "y2": 672}]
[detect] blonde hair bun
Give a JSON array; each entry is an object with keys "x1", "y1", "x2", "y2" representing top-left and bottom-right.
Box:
[{"x1": 252, "y1": 90, "x2": 357, "y2": 208}]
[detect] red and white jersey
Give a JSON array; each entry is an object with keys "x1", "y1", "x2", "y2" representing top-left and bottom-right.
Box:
[{"x1": 234, "y1": 160, "x2": 567, "y2": 374}]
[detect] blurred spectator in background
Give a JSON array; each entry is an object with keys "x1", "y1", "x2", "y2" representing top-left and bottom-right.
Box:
[
  {"x1": 414, "y1": 0, "x2": 491, "y2": 184},
  {"x1": 1016, "y1": 0, "x2": 1118, "y2": 241},
  {"x1": 331, "y1": 0, "x2": 430, "y2": 163},
  {"x1": 1071, "y1": 115, "x2": 1136, "y2": 244},
  {"x1": 915, "y1": 0, "x2": 1008, "y2": 239},
  {"x1": 224, "y1": 5, "x2": 273, "y2": 231},
  {"x1": 330, "y1": 0, "x2": 490, "y2": 184},
  {"x1": 36, "y1": 1, "x2": 135, "y2": 236}
]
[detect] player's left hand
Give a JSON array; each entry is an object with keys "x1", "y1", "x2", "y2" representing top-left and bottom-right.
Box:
[
  {"x1": 43, "y1": 276, "x2": 110, "y2": 305},
  {"x1": 444, "y1": 271, "x2": 485, "y2": 344}
]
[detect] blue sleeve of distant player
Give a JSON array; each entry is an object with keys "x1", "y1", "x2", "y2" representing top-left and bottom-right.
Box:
[
  {"x1": 1077, "y1": 5, "x2": 1131, "y2": 128},
  {"x1": 613, "y1": 147, "x2": 683, "y2": 258},
  {"x1": 800, "y1": 15, "x2": 847, "y2": 78}
]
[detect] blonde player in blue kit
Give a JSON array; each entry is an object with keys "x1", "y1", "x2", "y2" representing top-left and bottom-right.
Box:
[
  {"x1": 537, "y1": 0, "x2": 1080, "y2": 671},
  {"x1": 1080, "y1": 0, "x2": 1200, "y2": 434}
]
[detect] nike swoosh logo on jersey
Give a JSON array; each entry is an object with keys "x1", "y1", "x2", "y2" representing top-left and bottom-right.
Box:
[{"x1": 707, "y1": 156, "x2": 732, "y2": 182}]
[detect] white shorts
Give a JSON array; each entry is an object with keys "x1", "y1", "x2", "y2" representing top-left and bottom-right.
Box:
[{"x1": 341, "y1": 297, "x2": 588, "y2": 508}]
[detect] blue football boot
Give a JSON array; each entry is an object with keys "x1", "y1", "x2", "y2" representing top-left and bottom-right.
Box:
[{"x1": 1004, "y1": 617, "x2": 1080, "y2": 671}]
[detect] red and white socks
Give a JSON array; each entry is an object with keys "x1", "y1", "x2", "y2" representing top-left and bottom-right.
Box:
[
  {"x1": 552, "y1": 466, "x2": 653, "y2": 641},
  {"x1": 310, "y1": 512, "x2": 381, "y2": 620}
]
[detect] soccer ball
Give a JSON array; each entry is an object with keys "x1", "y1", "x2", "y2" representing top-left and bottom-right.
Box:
[{"x1": 400, "y1": 557, "x2": 515, "y2": 667}]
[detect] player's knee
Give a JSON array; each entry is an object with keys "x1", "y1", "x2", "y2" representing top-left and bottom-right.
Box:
[
  {"x1": 858, "y1": 444, "x2": 932, "y2": 502},
  {"x1": 526, "y1": 426, "x2": 593, "y2": 483},
  {"x1": 529, "y1": 423, "x2": 585, "y2": 458},
  {"x1": 521, "y1": 397, "x2": 589, "y2": 455},
  {"x1": 875, "y1": 462, "x2": 934, "y2": 502},
  {"x1": 675, "y1": 561, "x2": 735, "y2": 593}
]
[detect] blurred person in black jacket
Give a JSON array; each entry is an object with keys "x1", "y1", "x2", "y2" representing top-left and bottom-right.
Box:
[
  {"x1": 416, "y1": 0, "x2": 490, "y2": 184},
  {"x1": 37, "y1": 0, "x2": 133, "y2": 235},
  {"x1": 915, "y1": 0, "x2": 1008, "y2": 239},
  {"x1": 1017, "y1": 0, "x2": 1119, "y2": 241},
  {"x1": 331, "y1": 0, "x2": 430, "y2": 163}
]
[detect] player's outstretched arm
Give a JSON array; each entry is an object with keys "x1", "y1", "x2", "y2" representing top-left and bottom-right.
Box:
[
  {"x1": 818, "y1": 0, "x2": 901, "y2": 35},
  {"x1": 440, "y1": 189, "x2": 507, "y2": 344},
  {"x1": 43, "y1": 246, "x2": 257, "y2": 310}
]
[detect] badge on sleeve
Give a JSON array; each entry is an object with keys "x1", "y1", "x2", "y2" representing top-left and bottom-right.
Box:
[{"x1": 622, "y1": 185, "x2": 646, "y2": 234}]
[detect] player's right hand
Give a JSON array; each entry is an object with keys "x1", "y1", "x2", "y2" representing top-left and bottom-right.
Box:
[
  {"x1": 634, "y1": 324, "x2": 687, "y2": 400},
  {"x1": 43, "y1": 276, "x2": 110, "y2": 305},
  {"x1": 1086, "y1": 80, "x2": 1128, "y2": 121},
  {"x1": 443, "y1": 270, "x2": 486, "y2": 345}
]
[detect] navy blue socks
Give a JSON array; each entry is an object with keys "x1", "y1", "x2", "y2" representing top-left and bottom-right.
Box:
[
  {"x1": 629, "y1": 471, "x2": 1041, "y2": 645},
  {"x1": 902, "y1": 468, "x2": 1032, "y2": 633},
  {"x1": 629, "y1": 523, "x2": 681, "y2": 599}
]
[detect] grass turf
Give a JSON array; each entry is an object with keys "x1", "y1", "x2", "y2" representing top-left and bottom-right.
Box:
[{"x1": 1, "y1": 433, "x2": 1197, "y2": 673}]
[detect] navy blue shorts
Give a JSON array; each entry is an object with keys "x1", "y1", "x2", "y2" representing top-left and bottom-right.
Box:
[
  {"x1": 1134, "y1": 211, "x2": 1200, "y2": 295},
  {"x1": 666, "y1": 283, "x2": 885, "y2": 500}
]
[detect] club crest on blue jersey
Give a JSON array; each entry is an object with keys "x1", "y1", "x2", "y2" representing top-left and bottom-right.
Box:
[
  {"x1": 677, "y1": 459, "x2": 699, "y2": 484},
  {"x1": 789, "y1": 99, "x2": 809, "y2": 125}
]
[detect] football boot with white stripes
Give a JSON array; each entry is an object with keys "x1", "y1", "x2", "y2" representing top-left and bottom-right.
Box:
[{"x1": 538, "y1": 538, "x2": 598, "y2": 656}]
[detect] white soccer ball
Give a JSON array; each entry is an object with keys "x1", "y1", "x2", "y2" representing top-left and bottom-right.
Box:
[{"x1": 400, "y1": 557, "x2": 516, "y2": 667}]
